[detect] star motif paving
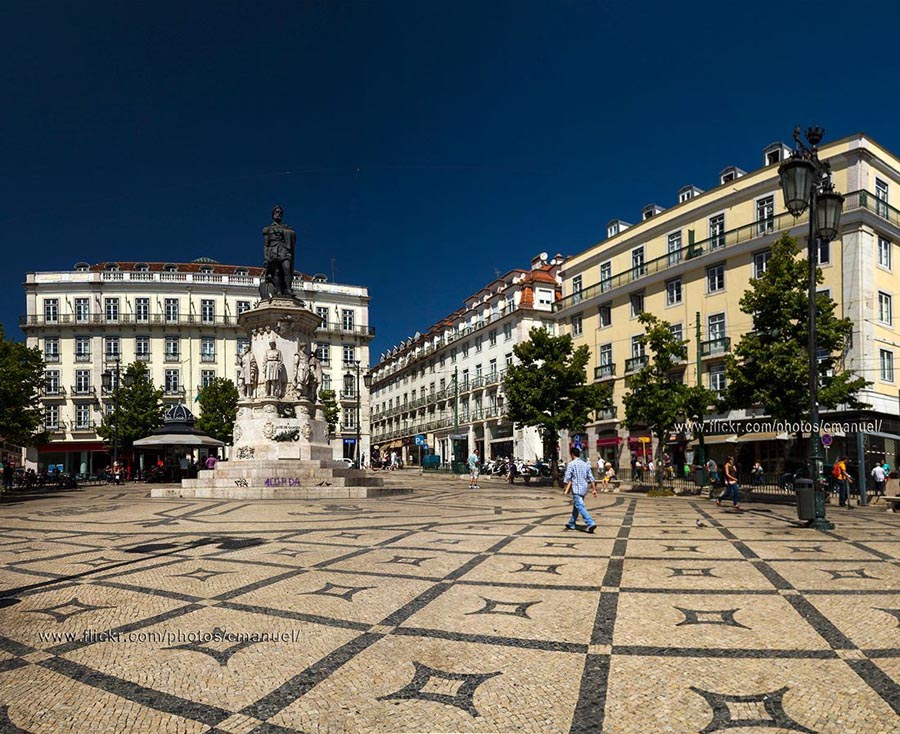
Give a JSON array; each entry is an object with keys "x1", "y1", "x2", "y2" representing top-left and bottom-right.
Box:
[{"x1": 0, "y1": 479, "x2": 897, "y2": 733}]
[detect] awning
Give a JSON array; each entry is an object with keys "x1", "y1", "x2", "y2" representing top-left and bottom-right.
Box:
[
  {"x1": 133, "y1": 434, "x2": 224, "y2": 448},
  {"x1": 734, "y1": 432, "x2": 779, "y2": 443},
  {"x1": 596, "y1": 437, "x2": 622, "y2": 448},
  {"x1": 36, "y1": 441, "x2": 106, "y2": 452},
  {"x1": 692, "y1": 434, "x2": 739, "y2": 445}
]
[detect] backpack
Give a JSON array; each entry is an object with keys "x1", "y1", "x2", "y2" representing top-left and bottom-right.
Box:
[{"x1": 832, "y1": 463, "x2": 842, "y2": 479}]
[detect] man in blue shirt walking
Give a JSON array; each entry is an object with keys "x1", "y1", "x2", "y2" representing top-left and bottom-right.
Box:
[{"x1": 563, "y1": 447, "x2": 597, "y2": 533}]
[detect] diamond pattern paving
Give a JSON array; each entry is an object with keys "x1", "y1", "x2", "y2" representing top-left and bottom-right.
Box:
[{"x1": 0, "y1": 476, "x2": 898, "y2": 733}]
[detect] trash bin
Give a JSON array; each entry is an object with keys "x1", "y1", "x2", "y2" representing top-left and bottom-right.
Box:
[{"x1": 795, "y1": 478, "x2": 815, "y2": 521}]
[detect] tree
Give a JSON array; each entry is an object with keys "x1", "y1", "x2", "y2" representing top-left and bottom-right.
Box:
[
  {"x1": 503, "y1": 327, "x2": 613, "y2": 483},
  {"x1": 195, "y1": 378, "x2": 238, "y2": 445},
  {"x1": 622, "y1": 313, "x2": 716, "y2": 486},
  {"x1": 97, "y1": 361, "x2": 164, "y2": 451},
  {"x1": 724, "y1": 233, "x2": 869, "y2": 451},
  {"x1": 319, "y1": 390, "x2": 340, "y2": 435},
  {"x1": 0, "y1": 326, "x2": 46, "y2": 447}
]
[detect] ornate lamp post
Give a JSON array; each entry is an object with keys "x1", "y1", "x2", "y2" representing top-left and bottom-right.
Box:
[
  {"x1": 102, "y1": 359, "x2": 134, "y2": 478},
  {"x1": 349, "y1": 360, "x2": 372, "y2": 468},
  {"x1": 778, "y1": 126, "x2": 844, "y2": 530}
]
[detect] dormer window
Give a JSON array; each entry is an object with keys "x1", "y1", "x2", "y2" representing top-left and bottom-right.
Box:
[
  {"x1": 104, "y1": 263, "x2": 119, "y2": 271},
  {"x1": 164, "y1": 264, "x2": 178, "y2": 273},
  {"x1": 678, "y1": 185, "x2": 703, "y2": 203},
  {"x1": 234, "y1": 268, "x2": 248, "y2": 276},
  {"x1": 641, "y1": 204, "x2": 664, "y2": 221},
  {"x1": 719, "y1": 166, "x2": 746, "y2": 184},
  {"x1": 763, "y1": 142, "x2": 791, "y2": 166},
  {"x1": 135, "y1": 263, "x2": 149, "y2": 272},
  {"x1": 200, "y1": 265, "x2": 214, "y2": 274},
  {"x1": 606, "y1": 219, "x2": 630, "y2": 239},
  {"x1": 74, "y1": 262, "x2": 89, "y2": 272}
]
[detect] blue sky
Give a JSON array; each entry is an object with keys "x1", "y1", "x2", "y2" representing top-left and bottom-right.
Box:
[{"x1": 3, "y1": 0, "x2": 899, "y2": 360}]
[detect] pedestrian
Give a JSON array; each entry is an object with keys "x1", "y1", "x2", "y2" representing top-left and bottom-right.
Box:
[
  {"x1": 563, "y1": 447, "x2": 597, "y2": 532},
  {"x1": 705, "y1": 457, "x2": 719, "y2": 486},
  {"x1": 871, "y1": 462, "x2": 887, "y2": 497},
  {"x1": 1, "y1": 461, "x2": 13, "y2": 492},
  {"x1": 467, "y1": 448, "x2": 480, "y2": 489},
  {"x1": 205, "y1": 454, "x2": 217, "y2": 470},
  {"x1": 390, "y1": 450, "x2": 398, "y2": 470},
  {"x1": 832, "y1": 456, "x2": 853, "y2": 508},
  {"x1": 751, "y1": 461, "x2": 764, "y2": 486},
  {"x1": 716, "y1": 455, "x2": 741, "y2": 510},
  {"x1": 604, "y1": 461, "x2": 617, "y2": 492}
]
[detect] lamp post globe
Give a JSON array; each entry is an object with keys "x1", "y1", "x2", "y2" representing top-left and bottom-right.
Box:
[{"x1": 778, "y1": 157, "x2": 815, "y2": 216}]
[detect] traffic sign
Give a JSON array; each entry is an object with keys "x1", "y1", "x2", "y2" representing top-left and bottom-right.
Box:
[
  {"x1": 821, "y1": 434, "x2": 833, "y2": 447},
  {"x1": 414, "y1": 434, "x2": 427, "y2": 446}
]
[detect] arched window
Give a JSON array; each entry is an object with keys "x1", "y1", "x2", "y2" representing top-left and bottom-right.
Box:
[
  {"x1": 200, "y1": 265, "x2": 214, "y2": 274},
  {"x1": 74, "y1": 262, "x2": 89, "y2": 272},
  {"x1": 134, "y1": 263, "x2": 149, "y2": 272},
  {"x1": 234, "y1": 268, "x2": 248, "y2": 276},
  {"x1": 164, "y1": 264, "x2": 178, "y2": 273},
  {"x1": 104, "y1": 263, "x2": 119, "y2": 271}
]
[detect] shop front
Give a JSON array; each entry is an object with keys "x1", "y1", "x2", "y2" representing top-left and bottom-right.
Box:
[
  {"x1": 595, "y1": 435, "x2": 622, "y2": 470},
  {"x1": 34, "y1": 441, "x2": 108, "y2": 475}
]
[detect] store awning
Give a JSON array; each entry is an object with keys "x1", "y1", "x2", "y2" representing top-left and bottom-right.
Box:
[
  {"x1": 734, "y1": 432, "x2": 779, "y2": 443},
  {"x1": 596, "y1": 437, "x2": 622, "y2": 448},
  {"x1": 692, "y1": 434, "x2": 739, "y2": 445}
]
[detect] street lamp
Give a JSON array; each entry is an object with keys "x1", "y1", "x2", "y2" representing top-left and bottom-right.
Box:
[
  {"x1": 692, "y1": 414, "x2": 707, "y2": 488},
  {"x1": 778, "y1": 126, "x2": 844, "y2": 531},
  {"x1": 348, "y1": 360, "x2": 372, "y2": 469},
  {"x1": 101, "y1": 358, "x2": 134, "y2": 479}
]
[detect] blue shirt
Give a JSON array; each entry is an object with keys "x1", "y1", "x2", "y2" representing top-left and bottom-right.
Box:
[{"x1": 564, "y1": 458, "x2": 595, "y2": 496}]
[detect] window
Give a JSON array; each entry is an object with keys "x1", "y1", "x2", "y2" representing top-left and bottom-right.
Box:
[
  {"x1": 343, "y1": 374, "x2": 355, "y2": 398},
  {"x1": 709, "y1": 364, "x2": 727, "y2": 396},
  {"x1": 75, "y1": 298, "x2": 90, "y2": 322},
  {"x1": 667, "y1": 231, "x2": 682, "y2": 265},
  {"x1": 316, "y1": 343, "x2": 330, "y2": 364},
  {"x1": 44, "y1": 370, "x2": 60, "y2": 395},
  {"x1": 572, "y1": 314, "x2": 583, "y2": 337},
  {"x1": 165, "y1": 336, "x2": 180, "y2": 361},
  {"x1": 876, "y1": 178, "x2": 889, "y2": 218},
  {"x1": 475, "y1": 335, "x2": 483, "y2": 352},
  {"x1": 342, "y1": 309, "x2": 355, "y2": 331},
  {"x1": 600, "y1": 261, "x2": 613, "y2": 292},
  {"x1": 878, "y1": 291, "x2": 893, "y2": 325},
  {"x1": 709, "y1": 214, "x2": 726, "y2": 250},
  {"x1": 572, "y1": 275, "x2": 583, "y2": 303},
  {"x1": 135, "y1": 336, "x2": 150, "y2": 361},
  {"x1": 237, "y1": 337, "x2": 250, "y2": 356},
  {"x1": 44, "y1": 299, "x2": 59, "y2": 323},
  {"x1": 753, "y1": 250, "x2": 771, "y2": 278},
  {"x1": 599, "y1": 343, "x2": 612, "y2": 366},
  {"x1": 489, "y1": 329, "x2": 497, "y2": 347},
  {"x1": 488, "y1": 358, "x2": 497, "y2": 378},
  {"x1": 878, "y1": 236, "x2": 892, "y2": 269},
  {"x1": 756, "y1": 196, "x2": 774, "y2": 235},
  {"x1": 666, "y1": 278, "x2": 682, "y2": 306},
  {"x1": 505, "y1": 295, "x2": 515, "y2": 313},
  {"x1": 343, "y1": 408, "x2": 356, "y2": 430},
  {"x1": 105, "y1": 298, "x2": 119, "y2": 322},
  {"x1": 313, "y1": 306, "x2": 328, "y2": 327},
  {"x1": 880, "y1": 350, "x2": 894, "y2": 382},
  {"x1": 164, "y1": 264, "x2": 178, "y2": 273},
  {"x1": 75, "y1": 369, "x2": 90, "y2": 394},
  {"x1": 44, "y1": 404, "x2": 59, "y2": 430},
  {"x1": 342, "y1": 344, "x2": 356, "y2": 366},
  {"x1": 461, "y1": 369, "x2": 469, "y2": 389},
  {"x1": 165, "y1": 298, "x2": 179, "y2": 322},
  {"x1": 201, "y1": 370, "x2": 215, "y2": 388},
  {"x1": 201, "y1": 336, "x2": 216, "y2": 361},
  {"x1": 234, "y1": 300, "x2": 250, "y2": 316},
  {"x1": 505, "y1": 352, "x2": 514, "y2": 367},
  {"x1": 164, "y1": 369, "x2": 180, "y2": 393},
  {"x1": 816, "y1": 239, "x2": 830, "y2": 265},
  {"x1": 75, "y1": 336, "x2": 90, "y2": 361},
  {"x1": 503, "y1": 322, "x2": 512, "y2": 341},
  {"x1": 201, "y1": 299, "x2": 215, "y2": 323},
  {"x1": 75, "y1": 404, "x2": 92, "y2": 430},
  {"x1": 462, "y1": 341, "x2": 469, "y2": 358},
  {"x1": 536, "y1": 288, "x2": 553, "y2": 306},
  {"x1": 321, "y1": 374, "x2": 331, "y2": 392},
  {"x1": 135, "y1": 297, "x2": 149, "y2": 322},
  {"x1": 631, "y1": 335, "x2": 645, "y2": 359},
  {"x1": 44, "y1": 337, "x2": 59, "y2": 362},
  {"x1": 708, "y1": 313, "x2": 726, "y2": 342},
  {"x1": 104, "y1": 336, "x2": 120, "y2": 360},
  {"x1": 135, "y1": 263, "x2": 149, "y2": 272},
  {"x1": 670, "y1": 323, "x2": 684, "y2": 343},
  {"x1": 630, "y1": 293, "x2": 644, "y2": 318},
  {"x1": 631, "y1": 247, "x2": 645, "y2": 279},
  {"x1": 707, "y1": 264, "x2": 725, "y2": 292},
  {"x1": 599, "y1": 303, "x2": 611, "y2": 328}
]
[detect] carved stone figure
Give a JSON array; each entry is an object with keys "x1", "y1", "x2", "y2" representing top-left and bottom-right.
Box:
[
  {"x1": 306, "y1": 348, "x2": 323, "y2": 403},
  {"x1": 293, "y1": 348, "x2": 310, "y2": 395},
  {"x1": 260, "y1": 204, "x2": 296, "y2": 299},
  {"x1": 237, "y1": 344, "x2": 258, "y2": 399},
  {"x1": 264, "y1": 339, "x2": 284, "y2": 398}
]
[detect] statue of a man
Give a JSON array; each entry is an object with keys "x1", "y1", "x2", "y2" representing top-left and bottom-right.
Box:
[
  {"x1": 261, "y1": 204, "x2": 296, "y2": 298},
  {"x1": 264, "y1": 339, "x2": 284, "y2": 398},
  {"x1": 237, "y1": 344, "x2": 258, "y2": 399},
  {"x1": 293, "y1": 348, "x2": 310, "y2": 395},
  {"x1": 307, "y1": 348, "x2": 323, "y2": 403}
]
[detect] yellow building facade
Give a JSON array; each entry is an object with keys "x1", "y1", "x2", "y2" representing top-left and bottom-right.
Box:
[{"x1": 555, "y1": 134, "x2": 899, "y2": 472}]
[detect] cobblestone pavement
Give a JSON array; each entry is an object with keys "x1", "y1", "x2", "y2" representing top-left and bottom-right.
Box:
[{"x1": 0, "y1": 474, "x2": 898, "y2": 733}]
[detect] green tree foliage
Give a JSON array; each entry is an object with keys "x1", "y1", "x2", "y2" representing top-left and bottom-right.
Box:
[
  {"x1": 724, "y1": 233, "x2": 869, "y2": 427},
  {"x1": 0, "y1": 326, "x2": 46, "y2": 446},
  {"x1": 97, "y1": 362, "x2": 164, "y2": 450},
  {"x1": 622, "y1": 313, "x2": 717, "y2": 482},
  {"x1": 319, "y1": 390, "x2": 340, "y2": 435},
  {"x1": 503, "y1": 327, "x2": 613, "y2": 482},
  {"x1": 195, "y1": 378, "x2": 238, "y2": 445}
]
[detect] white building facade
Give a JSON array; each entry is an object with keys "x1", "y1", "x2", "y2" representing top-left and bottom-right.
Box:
[
  {"x1": 21, "y1": 259, "x2": 374, "y2": 472},
  {"x1": 369, "y1": 254, "x2": 562, "y2": 466}
]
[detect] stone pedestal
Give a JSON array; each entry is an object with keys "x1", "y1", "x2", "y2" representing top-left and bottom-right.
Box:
[{"x1": 151, "y1": 296, "x2": 395, "y2": 500}]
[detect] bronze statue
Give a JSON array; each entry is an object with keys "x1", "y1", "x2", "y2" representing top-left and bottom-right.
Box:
[{"x1": 261, "y1": 204, "x2": 296, "y2": 299}]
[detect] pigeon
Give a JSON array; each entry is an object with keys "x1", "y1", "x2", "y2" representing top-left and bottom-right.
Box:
[{"x1": 695, "y1": 519, "x2": 706, "y2": 528}]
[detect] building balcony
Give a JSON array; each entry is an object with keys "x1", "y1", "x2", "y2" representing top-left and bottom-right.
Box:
[
  {"x1": 41, "y1": 387, "x2": 66, "y2": 399},
  {"x1": 71, "y1": 422, "x2": 97, "y2": 432},
  {"x1": 44, "y1": 422, "x2": 66, "y2": 433},
  {"x1": 70, "y1": 385, "x2": 96, "y2": 397},
  {"x1": 597, "y1": 406, "x2": 618, "y2": 422},
  {"x1": 624, "y1": 356, "x2": 648, "y2": 374},
  {"x1": 75, "y1": 353, "x2": 91, "y2": 362},
  {"x1": 44, "y1": 354, "x2": 60, "y2": 363},
  {"x1": 136, "y1": 353, "x2": 151, "y2": 361},
  {"x1": 104, "y1": 353, "x2": 122, "y2": 364},
  {"x1": 162, "y1": 387, "x2": 186, "y2": 399},
  {"x1": 18, "y1": 313, "x2": 245, "y2": 329},
  {"x1": 317, "y1": 322, "x2": 376, "y2": 338},
  {"x1": 200, "y1": 353, "x2": 216, "y2": 363},
  {"x1": 165, "y1": 353, "x2": 181, "y2": 363},
  {"x1": 340, "y1": 390, "x2": 358, "y2": 401},
  {"x1": 700, "y1": 337, "x2": 731, "y2": 357},
  {"x1": 594, "y1": 363, "x2": 616, "y2": 381}
]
